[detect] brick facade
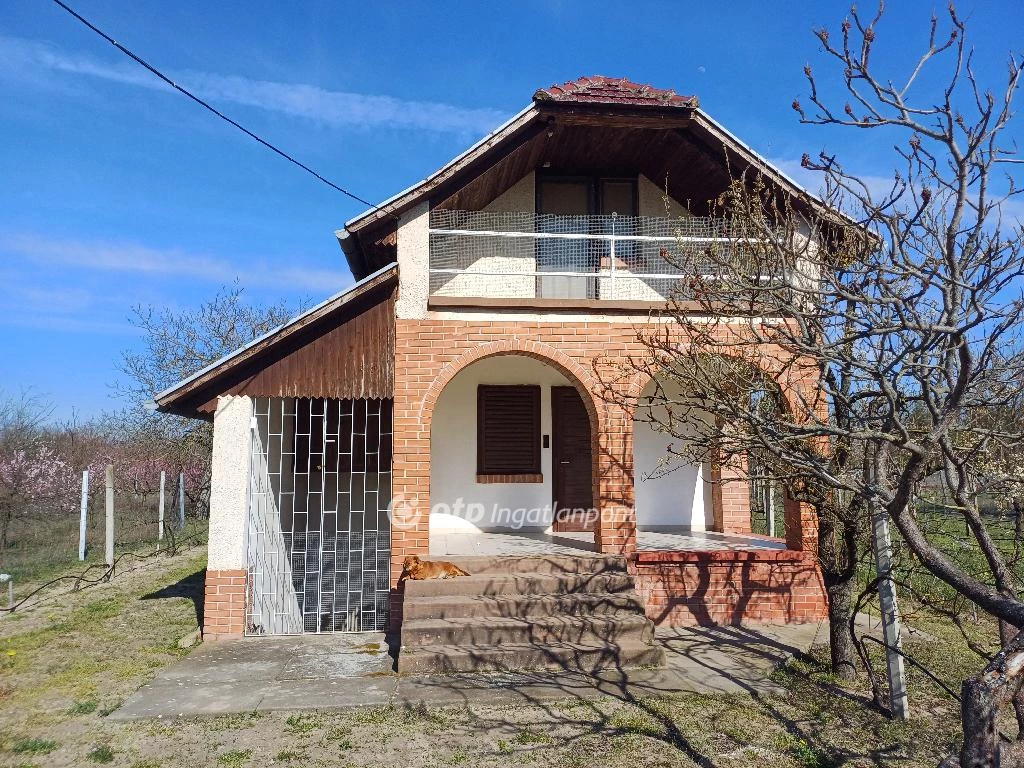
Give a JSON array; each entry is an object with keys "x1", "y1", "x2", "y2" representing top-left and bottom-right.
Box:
[
  {"x1": 633, "y1": 550, "x2": 828, "y2": 625},
  {"x1": 202, "y1": 568, "x2": 247, "y2": 640},
  {"x1": 389, "y1": 315, "x2": 826, "y2": 628}
]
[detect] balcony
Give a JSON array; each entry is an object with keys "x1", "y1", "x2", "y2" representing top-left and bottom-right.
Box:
[{"x1": 428, "y1": 209, "x2": 749, "y2": 305}]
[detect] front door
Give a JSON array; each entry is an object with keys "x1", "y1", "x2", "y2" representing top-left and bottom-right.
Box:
[{"x1": 551, "y1": 387, "x2": 594, "y2": 532}]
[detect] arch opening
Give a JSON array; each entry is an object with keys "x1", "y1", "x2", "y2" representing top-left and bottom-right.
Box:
[{"x1": 428, "y1": 353, "x2": 599, "y2": 554}]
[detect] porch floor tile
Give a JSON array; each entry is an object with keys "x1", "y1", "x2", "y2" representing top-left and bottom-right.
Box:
[{"x1": 429, "y1": 528, "x2": 787, "y2": 557}]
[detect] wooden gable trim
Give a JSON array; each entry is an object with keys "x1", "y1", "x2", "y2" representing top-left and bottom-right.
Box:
[{"x1": 155, "y1": 266, "x2": 398, "y2": 419}]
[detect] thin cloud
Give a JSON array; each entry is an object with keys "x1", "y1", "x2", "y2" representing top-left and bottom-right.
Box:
[
  {"x1": 0, "y1": 231, "x2": 348, "y2": 293},
  {"x1": 0, "y1": 35, "x2": 507, "y2": 135}
]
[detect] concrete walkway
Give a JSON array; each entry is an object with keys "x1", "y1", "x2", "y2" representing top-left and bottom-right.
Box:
[{"x1": 111, "y1": 622, "x2": 826, "y2": 720}]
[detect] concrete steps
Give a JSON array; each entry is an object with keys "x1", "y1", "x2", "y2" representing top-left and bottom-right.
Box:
[
  {"x1": 398, "y1": 639, "x2": 665, "y2": 675},
  {"x1": 402, "y1": 592, "x2": 647, "y2": 621},
  {"x1": 398, "y1": 554, "x2": 665, "y2": 675}
]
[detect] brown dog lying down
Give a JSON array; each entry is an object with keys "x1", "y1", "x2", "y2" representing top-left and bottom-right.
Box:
[{"x1": 400, "y1": 555, "x2": 470, "y2": 582}]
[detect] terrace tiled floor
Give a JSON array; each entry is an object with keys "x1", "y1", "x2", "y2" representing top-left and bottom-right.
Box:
[{"x1": 429, "y1": 528, "x2": 788, "y2": 557}]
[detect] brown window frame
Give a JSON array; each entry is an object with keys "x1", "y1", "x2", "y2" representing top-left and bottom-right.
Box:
[{"x1": 476, "y1": 384, "x2": 542, "y2": 478}]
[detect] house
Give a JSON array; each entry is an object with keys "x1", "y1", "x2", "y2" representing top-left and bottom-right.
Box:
[{"x1": 156, "y1": 76, "x2": 829, "y2": 672}]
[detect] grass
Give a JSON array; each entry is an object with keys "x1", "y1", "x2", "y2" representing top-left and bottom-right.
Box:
[
  {"x1": 10, "y1": 738, "x2": 58, "y2": 755},
  {"x1": 0, "y1": 536, "x2": 1000, "y2": 768},
  {"x1": 87, "y1": 745, "x2": 115, "y2": 763}
]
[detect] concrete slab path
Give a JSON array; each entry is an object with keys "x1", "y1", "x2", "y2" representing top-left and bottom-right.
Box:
[{"x1": 111, "y1": 622, "x2": 827, "y2": 720}]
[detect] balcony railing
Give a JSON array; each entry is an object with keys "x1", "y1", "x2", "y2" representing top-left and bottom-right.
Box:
[{"x1": 428, "y1": 209, "x2": 753, "y2": 302}]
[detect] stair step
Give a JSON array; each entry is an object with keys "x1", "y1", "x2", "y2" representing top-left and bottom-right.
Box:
[
  {"x1": 402, "y1": 613, "x2": 653, "y2": 647},
  {"x1": 439, "y1": 554, "x2": 627, "y2": 576},
  {"x1": 397, "y1": 639, "x2": 666, "y2": 675},
  {"x1": 402, "y1": 592, "x2": 646, "y2": 621},
  {"x1": 402, "y1": 572, "x2": 634, "y2": 599}
]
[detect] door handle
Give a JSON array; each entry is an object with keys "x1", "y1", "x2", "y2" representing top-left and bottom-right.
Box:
[{"x1": 559, "y1": 460, "x2": 571, "y2": 464}]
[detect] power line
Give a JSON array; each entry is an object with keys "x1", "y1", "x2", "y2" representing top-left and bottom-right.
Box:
[{"x1": 50, "y1": 0, "x2": 380, "y2": 211}]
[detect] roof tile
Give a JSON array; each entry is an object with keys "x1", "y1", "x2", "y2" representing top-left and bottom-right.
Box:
[{"x1": 534, "y1": 76, "x2": 698, "y2": 108}]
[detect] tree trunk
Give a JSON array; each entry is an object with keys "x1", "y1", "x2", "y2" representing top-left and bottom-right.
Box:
[
  {"x1": 826, "y1": 571, "x2": 860, "y2": 681},
  {"x1": 959, "y1": 629, "x2": 1024, "y2": 767}
]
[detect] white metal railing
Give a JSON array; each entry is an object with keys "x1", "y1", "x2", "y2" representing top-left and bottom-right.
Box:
[{"x1": 427, "y1": 209, "x2": 757, "y2": 301}]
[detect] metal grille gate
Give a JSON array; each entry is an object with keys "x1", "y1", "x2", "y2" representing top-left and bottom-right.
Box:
[{"x1": 246, "y1": 397, "x2": 392, "y2": 634}]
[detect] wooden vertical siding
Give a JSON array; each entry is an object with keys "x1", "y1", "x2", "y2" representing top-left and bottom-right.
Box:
[{"x1": 156, "y1": 285, "x2": 396, "y2": 418}]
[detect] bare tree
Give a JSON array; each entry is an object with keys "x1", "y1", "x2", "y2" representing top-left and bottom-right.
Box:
[
  {"x1": 114, "y1": 284, "x2": 298, "y2": 515},
  {"x1": 601, "y1": 4, "x2": 1024, "y2": 763}
]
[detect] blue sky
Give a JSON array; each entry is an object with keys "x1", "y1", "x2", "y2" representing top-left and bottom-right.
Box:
[{"x1": 2, "y1": 0, "x2": 1021, "y2": 420}]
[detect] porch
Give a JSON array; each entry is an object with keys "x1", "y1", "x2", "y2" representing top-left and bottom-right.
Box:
[{"x1": 429, "y1": 527, "x2": 788, "y2": 558}]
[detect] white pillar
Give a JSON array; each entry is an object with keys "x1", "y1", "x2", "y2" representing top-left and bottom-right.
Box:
[{"x1": 208, "y1": 396, "x2": 252, "y2": 572}]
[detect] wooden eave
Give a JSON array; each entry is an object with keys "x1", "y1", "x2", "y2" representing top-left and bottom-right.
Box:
[
  {"x1": 341, "y1": 102, "x2": 861, "y2": 278},
  {"x1": 154, "y1": 264, "x2": 398, "y2": 420}
]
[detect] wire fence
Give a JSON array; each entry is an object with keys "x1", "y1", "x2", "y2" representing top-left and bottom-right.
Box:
[
  {"x1": 0, "y1": 466, "x2": 208, "y2": 614},
  {"x1": 428, "y1": 208, "x2": 755, "y2": 301}
]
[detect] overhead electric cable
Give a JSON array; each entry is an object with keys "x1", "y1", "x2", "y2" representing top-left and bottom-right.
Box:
[{"x1": 50, "y1": 0, "x2": 381, "y2": 211}]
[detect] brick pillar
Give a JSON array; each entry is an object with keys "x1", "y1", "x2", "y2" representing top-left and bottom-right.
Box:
[
  {"x1": 718, "y1": 450, "x2": 752, "y2": 534},
  {"x1": 390, "y1": 322, "x2": 432, "y2": 631},
  {"x1": 596, "y1": 402, "x2": 636, "y2": 556},
  {"x1": 205, "y1": 395, "x2": 251, "y2": 640},
  {"x1": 784, "y1": 495, "x2": 818, "y2": 553}
]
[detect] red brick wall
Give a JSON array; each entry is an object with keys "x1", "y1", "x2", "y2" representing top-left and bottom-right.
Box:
[
  {"x1": 388, "y1": 315, "x2": 825, "y2": 629},
  {"x1": 203, "y1": 568, "x2": 247, "y2": 640},
  {"x1": 633, "y1": 550, "x2": 828, "y2": 626}
]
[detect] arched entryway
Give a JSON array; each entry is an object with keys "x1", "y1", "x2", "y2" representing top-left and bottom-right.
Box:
[{"x1": 428, "y1": 353, "x2": 599, "y2": 554}]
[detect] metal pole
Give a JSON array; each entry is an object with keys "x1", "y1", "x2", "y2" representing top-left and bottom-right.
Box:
[
  {"x1": 104, "y1": 464, "x2": 115, "y2": 572},
  {"x1": 608, "y1": 213, "x2": 617, "y2": 299},
  {"x1": 873, "y1": 506, "x2": 909, "y2": 719},
  {"x1": 178, "y1": 471, "x2": 186, "y2": 530},
  {"x1": 158, "y1": 470, "x2": 165, "y2": 542},
  {"x1": 79, "y1": 470, "x2": 89, "y2": 560}
]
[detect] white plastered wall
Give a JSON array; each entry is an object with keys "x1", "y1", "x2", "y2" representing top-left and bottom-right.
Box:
[
  {"x1": 433, "y1": 172, "x2": 537, "y2": 299},
  {"x1": 430, "y1": 354, "x2": 574, "y2": 531},
  {"x1": 208, "y1": 395, "x2": 252, "y2": 570},
  {"x1": 632, "y1": 377, "x2": 713, "y2": 530},
  {"x1": 396, "y1": 201, "x2": 430, "y2": 319}
]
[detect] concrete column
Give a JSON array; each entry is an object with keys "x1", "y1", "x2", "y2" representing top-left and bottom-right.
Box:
[{"x1": 205, "y1": 395, "x2": 252, "y2": 639}]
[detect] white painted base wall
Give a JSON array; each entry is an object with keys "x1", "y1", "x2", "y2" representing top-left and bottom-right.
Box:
[
  {"x1": 430, "y1": 355, "x2": 573, "y2": 532},
  {"x1": 632, "y1": 379, "x2": 713, "y2": 530},
  {"x1": 208, "y1": 395, "x2": 252, "y2": 570}
]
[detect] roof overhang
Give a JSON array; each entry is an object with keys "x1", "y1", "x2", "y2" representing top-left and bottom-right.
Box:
[
  {"x1": 154, "y1": 262, "x2": 398, "y2": 419},
  {"x1": 335, "y1": 82, "x2": 863, "y2": 279}
]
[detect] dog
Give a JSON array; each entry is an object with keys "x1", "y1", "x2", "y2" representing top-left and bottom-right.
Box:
[{"x1": 399, "y1": 554, "x2": 470, "y2": 582}]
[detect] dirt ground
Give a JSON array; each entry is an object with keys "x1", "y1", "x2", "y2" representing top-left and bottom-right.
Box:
[{"x1": 0, "y1": 547, "x2": 977, "y2": 767}]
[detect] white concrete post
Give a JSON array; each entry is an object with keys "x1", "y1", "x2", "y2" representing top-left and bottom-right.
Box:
[
  {"x1": 104, "y1": 464, "x2": 115, "y2": 571},
  {"x1": 78, "y1": 470, "x2": 89, "y2": 560},
  {"x1": 178, "y1": 471, "x2": 186, "y2": 530},
  {"x1": 208, "y1": 396, "x2": 252, "y2": 573},
  {"x1": 873, "y1": 508, "x2": 909, "y2": 720},
  {"x1": 157, "y1": 470, "x2": 165, "y2": 542}
]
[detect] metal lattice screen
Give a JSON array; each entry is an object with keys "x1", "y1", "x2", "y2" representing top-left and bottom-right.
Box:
[
  {"x1": 246, "y1": 397, "x2": 392, "y2": 634},
  {"x1": 428, "y1": 208, "x2": 743, "y2": 300}
]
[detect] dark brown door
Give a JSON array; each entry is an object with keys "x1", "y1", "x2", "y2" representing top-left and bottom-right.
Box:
[{"x1": 551, "y1": 386, "x2": 594, "y2": 532}]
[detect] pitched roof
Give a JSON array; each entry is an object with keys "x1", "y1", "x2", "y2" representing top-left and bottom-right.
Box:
[{"x1": 534, "y1": 76, "x2": 698, "y2": 109}]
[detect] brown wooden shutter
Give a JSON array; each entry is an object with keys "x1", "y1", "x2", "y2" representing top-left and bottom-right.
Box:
[{"x1": 477, "y1": 385, "x2": 541, "y2": 475}]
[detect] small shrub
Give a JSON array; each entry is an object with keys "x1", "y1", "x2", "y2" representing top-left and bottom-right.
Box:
[{"x1": 284, "y1": 713, "x2": 322, "y2": 734}]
